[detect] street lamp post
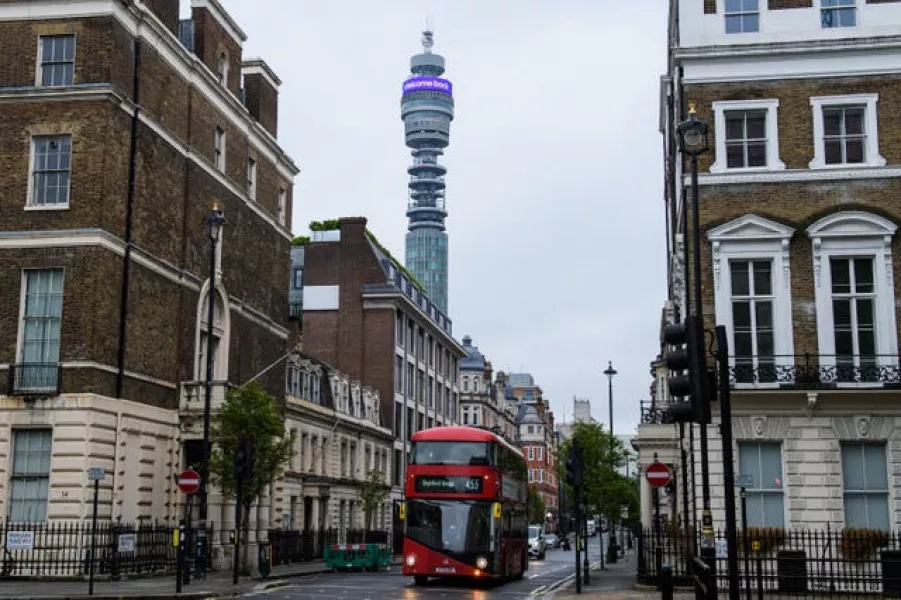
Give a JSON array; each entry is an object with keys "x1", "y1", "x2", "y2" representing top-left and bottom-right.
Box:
[
  {"x1": 676, "y1": 103, "x2": 715, "y2": 568},
  {"x1": 199, "y1": 202, "x2": 226, "y2": 538},
  {"x1": 603, "y1": 361, "x2": 617, "y2": 563}
]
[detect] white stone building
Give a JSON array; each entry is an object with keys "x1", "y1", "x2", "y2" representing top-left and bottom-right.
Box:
[
  {"x1": 280, "y1": 354, "x2": 394, "y2": 538},
  {"x1": 458, "y1": 335, "x2": 517, "y2": 442},
  {"x1": 635, "y1": 0, "x2": 901, "y2": 533}
]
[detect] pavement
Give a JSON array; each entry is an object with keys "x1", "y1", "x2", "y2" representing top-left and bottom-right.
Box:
[
  {"x1": 0, "y1": 556, "x2": 399, "y2": 599},
  {"x1": 550, "y1": 542, "x2": 692, "y2": 600}
]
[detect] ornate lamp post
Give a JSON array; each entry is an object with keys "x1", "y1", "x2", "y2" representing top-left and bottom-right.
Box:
[
  {"x1": 675, "y1": 103, "x2": 715, "y2": 567},
  {"x1": 603, "y1": 361, "x2": 618, "y2": 562}
]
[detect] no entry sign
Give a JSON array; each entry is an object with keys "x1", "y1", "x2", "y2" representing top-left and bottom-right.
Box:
[
  {"x1": 178, "y1": 469, "x2": 201, "y2": 494},
  {"x1": 646, "y1": 461, "x2": 672, "y2": 488}
]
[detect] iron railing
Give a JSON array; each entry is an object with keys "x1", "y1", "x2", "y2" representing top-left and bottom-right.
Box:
[
  {"x1": 0, "y1": 521, "x2": 212, "y2": 579},
  {"x1": 729, "y1": 354, "x2": 901, "y2": 388},
  {"x1": 639, "y1": 400, "x2": 672, "y2": 425},
  {"x1": 637, "y1": 526, "x2": 901, "y2": 597},
  {"x1": 7, "y1": 363, "x2": 61, "y2": 397}
]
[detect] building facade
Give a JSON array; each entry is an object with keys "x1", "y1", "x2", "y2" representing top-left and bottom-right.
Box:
[
  {"x1": 0, "y1": 0, "x2": 297, "y2": 530},
  {"x1": 401, "y1": 30, "x2": 454, "y2": 313},
  {"x1": 296, "y1": 217, "x2": 465, "y2": 505},
  {"x1": 643, "y1": 0, "x2": 901, "y2": 532},
  {"x1": 280, "y1": 353, "x2": 393, "y2": 540},
  {"x1": 517, "y1": 396, "x2": 559, "y2": 530},
  {"x1": 458, "y1": 335, "x2": 516, "y2": 441}
]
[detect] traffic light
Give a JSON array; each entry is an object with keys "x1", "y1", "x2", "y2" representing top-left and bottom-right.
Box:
[
  {"x1": 662, "y1": 315, "x2": 710, "y2": 424},
  {"x1": 233, "y1": 437, "x2": 254, "y2": 481},
  {"x1": 565, "y1": 442, "x2": 584, "y2": 488}
]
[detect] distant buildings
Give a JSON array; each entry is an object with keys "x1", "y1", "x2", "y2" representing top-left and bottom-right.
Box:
[{"x1": 458, "y1": 336, "x2": 516, "y2": 441}]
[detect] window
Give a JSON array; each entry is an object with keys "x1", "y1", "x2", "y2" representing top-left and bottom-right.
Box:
[
  {"x1": 537, "y1": 446, "x2": 543, "y2": 462},
  {"x1": 29, "y1": 135, "x2": 72, "y2": 208},
  {"x1": 711, "y1": 100, "x2": 784, "y2": 173},
  {"x1": 246, "y1": 157, "x2": 256, "y2": 199},
  {"x1": 18, "y1": 269, "x2": 64, "y2": 392},
  {"x1": 213, "y1": 127, "x2": 225, "y2": 171},
  {"x1": 842, "y1": 443, "x2": 889, "y2": 530},
  {"x1": 808, "y1": 211, "x2": 898, "y2": 383},
  {"x1": 395, "y1": 356, "x2": 403, "y2": 393},
  {"x1": 9, "y1": 429, "x2": 52, "y2": 522},
  {"x1": 197, "y1": 291, "x2": 226, "y2": 380},
  {"x1": 528, "y1": 469, "x2": 534, "y2": 483},
  {"x1": 527, "y1": 447, "x2": 534, "y2": 461},
  {"x1": 821, "y1": 0, "x2": 856, "y2": 28},
  {"x1": 708, "y1": 215, "x2": 795, "y2": 386},
  {"x1": 725, "y1": 0, "x2": 759, "y2": 34},
  {"x1": 462, "y1": 377, "x2": 469, "y2": 392},
  {"x1": 830, "y1": 258, "x2": 877, "y2": 381},
  {"x1": 217, "y1": 52, "x2": 228, "y2": 86},
  {"x1": 731, "y1": 260, "x2": 776, "y2": 383},
  {"x1": 396, "y1": 312, "x2": 404, "y2": 347},
  {"x1": 738, "y1": 442, "x2": 784, "y2": 527},
  {"x1": 725, "y1": 110, "x2": 766, "y2": 168},
  {"x1": 38, "y1": 35, "x2": 75, "y2": 87},
  {"x1": 278, "y1": 188, "x2": 287, "y2": 225},
  {"x1": 810, "y1": 95, "x2": 884, "y2": 169}
]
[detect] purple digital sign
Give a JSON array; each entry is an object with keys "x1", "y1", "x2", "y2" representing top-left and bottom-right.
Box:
[{"x1": 402, "y1": 76, "x2": 453, "y2": 95}]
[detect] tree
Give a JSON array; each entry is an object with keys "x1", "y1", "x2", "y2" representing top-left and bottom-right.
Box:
[
  {"x1": 209, "y1": 381, "x2": 294, "y2": 570},
  {"x1": 556, "y1": 422, "x2": 634, "y2": 529},
  {"x1": 360, "y1": 469, "x2": 389, "y2": 542},
  {"x1": 527, "y1": 483, "x2": 546, "y2": 524}
]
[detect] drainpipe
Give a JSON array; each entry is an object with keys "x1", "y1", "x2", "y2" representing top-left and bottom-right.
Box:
[{"x1": 115, "y1": 32, "x2": 143, "y2": 398}]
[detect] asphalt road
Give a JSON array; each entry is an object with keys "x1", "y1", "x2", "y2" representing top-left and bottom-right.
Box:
[{"x1": 250, "y1": 535, "x2": 608, "y2": 599}]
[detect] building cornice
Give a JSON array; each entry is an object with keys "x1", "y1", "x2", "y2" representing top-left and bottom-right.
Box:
[
  {"x1": 686, "y1": 166, "x2": 901, "y2": 187},
  {"x1": 675, "y1": 35, "x2": 901, "y2": 60}
]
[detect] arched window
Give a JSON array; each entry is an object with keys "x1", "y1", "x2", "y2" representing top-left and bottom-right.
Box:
[{"x1": 196, "y1": 288, "x2": 230, "y2": 381}]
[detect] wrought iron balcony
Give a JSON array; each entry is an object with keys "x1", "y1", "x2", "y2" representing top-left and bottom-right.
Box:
[
  {"x1": 729, "y1": 354, "x2": 901, "y2": 388},
  {"x1": 640, "y1": 400, "x2": 672, "y2": 425},
  {"x1": 8, "y1": 363, "x2": 62, "y2": 397}
]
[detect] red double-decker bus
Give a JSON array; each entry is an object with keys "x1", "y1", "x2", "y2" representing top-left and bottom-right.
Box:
[{"x1": 401, "y1": 426, "x2": 528, "y2": 584}]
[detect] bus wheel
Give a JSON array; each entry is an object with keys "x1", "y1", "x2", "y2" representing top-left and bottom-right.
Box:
[{"x1": 414, "y1": 575, "x2": 429, "y2": 585}]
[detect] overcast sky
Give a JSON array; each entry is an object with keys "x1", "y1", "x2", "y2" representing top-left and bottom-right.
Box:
[{"x1": 207, "y1": 0, "x2": 669, "y2": 436}]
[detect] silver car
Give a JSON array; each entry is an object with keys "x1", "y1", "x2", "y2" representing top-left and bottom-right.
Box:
[{"x1": 528, "y1": 525, "x2": 546, "y2": 559}]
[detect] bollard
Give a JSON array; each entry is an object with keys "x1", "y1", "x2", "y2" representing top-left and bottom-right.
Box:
[{"x1": 660, "y1": 564, "x2": 674, "y2": 600}]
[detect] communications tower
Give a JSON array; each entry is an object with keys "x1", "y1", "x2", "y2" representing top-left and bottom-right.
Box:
[{"x1": 400, "y1": 30, "x2": 454, "y2": 313}]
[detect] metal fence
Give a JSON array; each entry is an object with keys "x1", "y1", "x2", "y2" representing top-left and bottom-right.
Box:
[
  {"x1": 637, "y1": 526, "x2": 901, "y2": 598},
  {"x1": 0, "y1": 521, "x2": 213, "y2": 579}
]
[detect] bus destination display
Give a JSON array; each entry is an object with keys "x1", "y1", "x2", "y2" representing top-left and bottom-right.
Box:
[{"x1": 414, "y1": 475, "x2": 483, "y2": 494}]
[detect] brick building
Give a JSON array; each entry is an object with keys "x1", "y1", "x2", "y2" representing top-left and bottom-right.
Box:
[
  {"x1": 0, "y1": 0, "x2": 297, "y2": 532},
  {"x1": 637, "y1": 0, "x2": 901, "y2": 532},
  {"x1": 510, "y1": 374, "x2": 558, "y2": 530},
  {"x1": 295, "y1": 217, "x2": 465, "y2": 506}
]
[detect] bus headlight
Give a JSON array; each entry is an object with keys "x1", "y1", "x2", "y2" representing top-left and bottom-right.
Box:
[
  {"x1": 476, "y1": 556, "x2": 488, "y2": 570},
  {"x1": 405, "y1": 554, "x2": 416, "y2": 567}
]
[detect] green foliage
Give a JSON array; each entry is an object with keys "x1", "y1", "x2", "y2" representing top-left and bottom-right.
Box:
[
  {"x1": 291, "y1": 235, "x2": 310, "y2": 246},
  {"x1": 360, "y1": 469, "x2": 390, "y2": 532},
  {"x1": 209, "y1": 382, "x2": 294, "y2": 510},
  {"x1": 557, "y1": 422, "x2": 638, "y2": 524},
  {"x1": 309, "y1": 219, "x2": 342, "y2": 231},
  {"x1": 527, "y1": 484, "x2": 546, "y2": 524}
]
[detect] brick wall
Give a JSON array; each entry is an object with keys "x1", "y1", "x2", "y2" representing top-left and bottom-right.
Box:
[
  {"x1": 682, "y1": 75, "x2": 901, "y2": 356},
  {"x1": 0, "y1": 12, "x2": 294, "y2": 406}
]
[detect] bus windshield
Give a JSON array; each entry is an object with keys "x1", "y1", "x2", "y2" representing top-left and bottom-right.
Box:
[
  {"x1": 406, "y1": 499, "x2": 492, "y2": 554},
  {"x1": 410, "y1": 441, "x2": 491, "y2": 466}
]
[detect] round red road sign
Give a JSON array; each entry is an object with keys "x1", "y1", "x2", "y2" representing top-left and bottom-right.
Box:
[
  {"x1": 645, "y1": 461, "x2": 672, "y2": 488},
  {"x1": 178, "y1": 469, "x2": 201, "y2": 494}
]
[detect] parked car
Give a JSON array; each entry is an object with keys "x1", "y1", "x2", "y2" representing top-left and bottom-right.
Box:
[
  {"x1": 542, "y1": 533, "x2": 559, "y2": 549},
  {"x1": 528, "y1": 525, "x2": 546, "y2": 559}
]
